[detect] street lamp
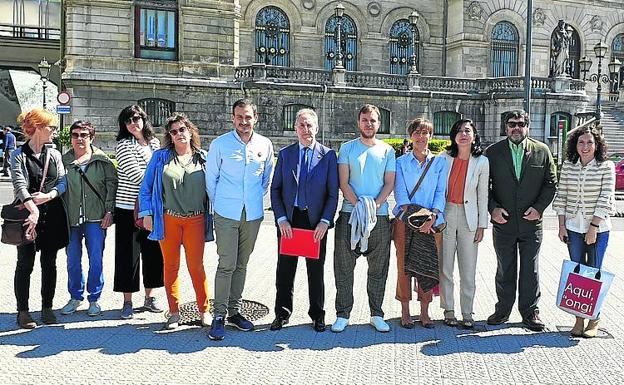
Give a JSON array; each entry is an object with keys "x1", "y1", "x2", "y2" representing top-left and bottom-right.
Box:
[
  {"x1": 408, "y1": 10, "x2": 419, "y2": 75},
  {"x1": 579, "y1": 41, "x2": 622, "y2": 121},
  {"x1": 38, "y1": 57, "x2": 51, "y2": 109},
  {"x1": 334, "y1": 3, "x2": 345, "y2": 69}
]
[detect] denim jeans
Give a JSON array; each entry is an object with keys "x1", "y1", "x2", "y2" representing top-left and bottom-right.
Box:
[
  {"x1": 567, "y1": 230, "x2": 609, "y2": 269},
  {"x1": 66, "y1": 223, "x2": 107, "y2": 302}
]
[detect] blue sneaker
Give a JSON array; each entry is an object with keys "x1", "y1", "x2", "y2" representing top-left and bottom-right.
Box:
[
  {"x1": 226, "y1": 313, "x2": 254, "y2": 331},
  {"x1": 208, "y1": 316, "x2": 225, "y2": 340}
]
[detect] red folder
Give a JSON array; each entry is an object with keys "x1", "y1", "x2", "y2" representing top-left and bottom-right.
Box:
[{"x1": 279, "y1": 228, "x2": 320, "y2": 259}]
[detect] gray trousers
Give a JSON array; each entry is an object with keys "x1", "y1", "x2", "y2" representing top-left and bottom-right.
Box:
[
  {"x1": 213, "y1": 209, "x2": 262, "y2": 317},
  {"x1": 440, "y1": 203, "x2": 478, "y2": 318},
  {"x1": 334, "y1": 212, "x2": 391, "y2": 318}
]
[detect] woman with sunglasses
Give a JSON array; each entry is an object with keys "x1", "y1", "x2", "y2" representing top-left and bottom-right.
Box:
[
  {"x1": 553, "y1": 125, "x2": 615, "y2": 338},
  {"x1": 113, "y1": 105, "x2": 164, "y2": 319},
  {"x1": 138, "y1": 113, "x2": 211, "y2": 329},
  {"x1": 60, "y1": 121, "x2": 117, "y2": 317},
  {"x1": 438, "y1": 119, "x2": 489, "y2": 329},
  {"x1": 392, "y1": 118, "x2": 448, "y2": 328},
  {"x1": 10, "y1": 108, "x2": 69, "y2": 328}
]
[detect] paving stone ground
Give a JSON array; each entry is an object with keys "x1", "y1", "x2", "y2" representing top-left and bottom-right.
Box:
[{"x1": 1, "y1": 177, "x2": 624, "y2": 385}]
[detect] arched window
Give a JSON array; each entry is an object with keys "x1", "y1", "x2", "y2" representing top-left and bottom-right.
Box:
[
  {"x1": 611, "y1": 34, "x2": 624, "y2": 93},
  {"x1": 138, "y1": 98, "x2": 176, "y2": 128},
  {"x1": 378, "y1": 107, "x2": 391, "y2": 134},
  {"x1": 324, "y1": 14, "x2": 358, "y2": 71},
  {"x1": 434, "y1": 111, "x2": 461, "y2": 136},
  {"x1": 282, "y1": 104, "x2": 314, "y2": 130},
  {"x1": 389, "y1": 19, "x2": 418, "y2": 75},
  {"x1": 550, "y1": 112, "x2": 571, "y2": 138},
  {"x1": 255, "y1": 6, "x2": 290, "y2": 67},
  {"x1": 549, "y1": 25, "x2": 581, "y2": 79},
  {"x1": 490, "y1": 21, "x2": 519, "y2": 77}
]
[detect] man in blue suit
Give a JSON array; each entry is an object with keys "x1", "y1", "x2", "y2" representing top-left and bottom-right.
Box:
[{"x1": 270, "y1": 108, "x2": 339, "y2": 332}]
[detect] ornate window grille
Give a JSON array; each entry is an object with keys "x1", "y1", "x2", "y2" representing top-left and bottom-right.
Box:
[
  {"x1": 434, "y1": 111, "x2": 461, "y2": 136},
  {"x1": 549, "y1": 25, "x2": 581, "y2": 79},
  {"x1": 490, "y1": 21, "x2": 519, "y2": 77},
  {"x1": 389, "y1": 19, "x2": 418, "y2": 75},
  {"x1": 324, "y1": 14, "x2": 358, "y2": 71},
  {"x1": 611, "y1": 34, "x2": 624, "y2": 92},
  {"x1": 282, "y1": 104, "x2": 314, "y2": 130},
  {"x1": 378, "y1": 107, "x2": 391, "y2": 134},
  {"x1": 135, "y1": 2, "x2": 178, "y2": 61},
  {"x1": 549, "y1": 112, "x2": 571, "y2": 138},
  {"x1": 255, "y1": 6, "x2": 290, "y2": 67},
  {"x1": 138, "y1": 98, "x2": 176, "y2": 128}
]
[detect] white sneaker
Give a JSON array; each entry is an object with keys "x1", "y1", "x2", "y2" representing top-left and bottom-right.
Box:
[
  {"x1": 165, "y1": 313, "x2": 180, "y2": 330},
  {"x1": 331, "y1": 317, "x2": 349, "y2": 333},
  {"x1": 87, "y1": 302, "x2": 101, "y2": 316},
  {"x1": 370, "y1": 316, "x2": 390, "y2": 332},
  {"x1": 60, "y1": 299, "x2": 82, "y2": 315}
]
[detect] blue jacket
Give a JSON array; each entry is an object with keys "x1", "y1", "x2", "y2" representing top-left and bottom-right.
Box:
[
  {"x1": 270, "y1": 142, "x2": 339, "y2": 227},
  {"x1": 138, "y1": 148, "x2": 212, "y2": 241}
]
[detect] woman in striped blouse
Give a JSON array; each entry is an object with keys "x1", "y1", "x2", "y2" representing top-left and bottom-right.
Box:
[
  {"x1": 113, "y1": 105, "x2": 164, "y2": 319},
  {"x1": 553, "y1": 125, "x2": 615, "y2": 338}
]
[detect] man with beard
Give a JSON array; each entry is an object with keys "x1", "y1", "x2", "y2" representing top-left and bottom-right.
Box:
[
  {"x1": 485, "y1": 110, "x2": 556, "y2": 331},
  {"x1": 205, "y1": 98, "x2": 274, "y2": 340},
  {"x1": 331, "y1": 104, "x2": 396, "y2": 333}
]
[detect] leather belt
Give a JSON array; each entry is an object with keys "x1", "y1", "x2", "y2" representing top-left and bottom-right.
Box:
[{"x1": 164, "y1": 210, "x2": 204, "y2": 218}]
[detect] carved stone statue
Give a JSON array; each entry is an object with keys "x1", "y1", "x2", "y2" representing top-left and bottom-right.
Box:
[{"x1": 551, "y1": 20, "x2": 572, "y2": 78}]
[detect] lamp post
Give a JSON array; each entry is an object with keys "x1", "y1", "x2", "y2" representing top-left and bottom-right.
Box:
[
  {"x1": 334, "y1": 3, "x2": 345, "y2": 69},
  {"x1": 408, "y1": 10, "x2": 419, "y2": 75},
  {"x1": 579, "y1": 41, "x2": 621, "y2": 122},
  {"x1": 38, "y1": 57, "x2": 51, "y2": 109}
]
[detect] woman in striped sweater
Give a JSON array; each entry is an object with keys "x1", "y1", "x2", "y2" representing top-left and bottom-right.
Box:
[
  {"x1": 113, "y1": 105, "x2": 164, "y2": 319},
  {"x1": 553, "y1": 125, "x2": 616, "y2": 338}
]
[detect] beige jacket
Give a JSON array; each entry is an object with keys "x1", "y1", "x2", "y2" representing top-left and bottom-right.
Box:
[{"x1": 440, "y1": 152, "x2": 490, "y2": 231}]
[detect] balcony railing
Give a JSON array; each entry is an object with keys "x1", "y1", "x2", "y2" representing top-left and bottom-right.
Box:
[
  {"x1": 0, "y1": 23, "x2": 60, "y2": 40},
  {"x1": 235, "y1": 64, "x2": 585, "y2": 95}
]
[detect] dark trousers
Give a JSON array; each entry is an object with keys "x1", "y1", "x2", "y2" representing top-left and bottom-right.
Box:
[
  {"x1": 113, "y1": 208, "x2": 164, "y2": 293},
  {"x1": 15, "y1": 243, "x2": 58, "y2": 311},
  {"x1": 334, "y1": 212, "x2": 391, "y2": 318},
  {"x1": 492, "y1": 226, "x2": 542, "y2": 318},
  {"x1": 3, "y1": 148, "x2": 11, "y2": 175},
  {"x1": 275, "y1": 207, "x2": 327, "y2": 321}
]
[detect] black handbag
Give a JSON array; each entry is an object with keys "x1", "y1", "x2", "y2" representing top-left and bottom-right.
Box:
[
  {"x1": 1, "y1": 148, "x2": 51, "y2": 246},
  {"x1": 0, "y1": 201, "x2": 32, "y2": 246}
]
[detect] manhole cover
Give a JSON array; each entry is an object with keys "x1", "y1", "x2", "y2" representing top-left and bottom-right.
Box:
[{"x1": 179, "y1": 299, "x2": 269, "y2": 326}]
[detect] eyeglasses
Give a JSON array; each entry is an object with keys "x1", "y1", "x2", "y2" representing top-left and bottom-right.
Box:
[
  {"x1": 125, "y1": 116, "x2": 142, "y2": 124},
  {"x1": 506, "y1": 121, "x2": 527, "y2": 128},
  {"x1": 412, "y1": 130, "x2": 430, "y2": 136},
  {"x1": 71, "y1": 132, "x2": 90, "y2": 139},
  {"x1": 47, "y1": 125, "x2": 58, "y2": 132},
  {"x1": 168, "y1": 126, "x2": 187, "y2": 136}
]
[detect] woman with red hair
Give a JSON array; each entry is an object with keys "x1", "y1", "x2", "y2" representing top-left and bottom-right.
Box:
[{"x1": 10, "y1": 108, "x2": 69, "y2": 329}]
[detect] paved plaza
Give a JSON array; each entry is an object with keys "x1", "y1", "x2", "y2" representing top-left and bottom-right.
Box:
[{"x1": 0, "y1": 177, "x2": 624, "y2": 385}]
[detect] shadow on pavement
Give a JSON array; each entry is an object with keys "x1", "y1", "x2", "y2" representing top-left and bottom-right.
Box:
[{"x1": 0, "y1": 312, "x2": 580, "y2": 358}]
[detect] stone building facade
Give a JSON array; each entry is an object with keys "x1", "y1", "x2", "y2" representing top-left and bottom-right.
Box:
[{"x1": 61, "y1": 0, "x2": 624, "y2": 151}]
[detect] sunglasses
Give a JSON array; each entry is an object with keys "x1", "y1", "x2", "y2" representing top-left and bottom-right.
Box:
[
  {"x1": 47, "y1": 125, "x2": 58, "y2": 132},
  {"x1": 168, "y1": 126, "x2": 187, "y2": 136},
  {"x1": 125, "y1": 116, "x2": 142, "y2": 124},
  {"x1": 506, "y1": 121, "x2": 527, "y2": 128},
  {"x1": 71, "y1": 132, "x2": 90, "y2": 139}
]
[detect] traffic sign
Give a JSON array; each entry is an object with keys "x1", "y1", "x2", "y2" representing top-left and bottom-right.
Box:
[
  {"x1": 57, "y1": 91, "x2": 71, "y2": 105},
  {"x1": 56, "y1": 105, "x2": 71, "y2": 114}
]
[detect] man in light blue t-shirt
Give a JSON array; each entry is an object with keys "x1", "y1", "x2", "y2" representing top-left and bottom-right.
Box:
[{"x1": 331, "y1": 104, "x2": 396, "y2": 333}]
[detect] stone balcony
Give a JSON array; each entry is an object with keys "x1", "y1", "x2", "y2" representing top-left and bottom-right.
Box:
[{"x1": 234, "y1": 64, "x2": 587, "y2": 97}]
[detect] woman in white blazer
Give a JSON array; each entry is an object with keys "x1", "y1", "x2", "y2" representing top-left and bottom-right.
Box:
[{"x1": 439, "y1": 119, "x2": 489, "y2": 328}]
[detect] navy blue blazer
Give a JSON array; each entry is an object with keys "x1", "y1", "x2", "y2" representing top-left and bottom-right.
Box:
[{"x1": 270, "y1": 142, "x2": 339, "y2": 228}]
